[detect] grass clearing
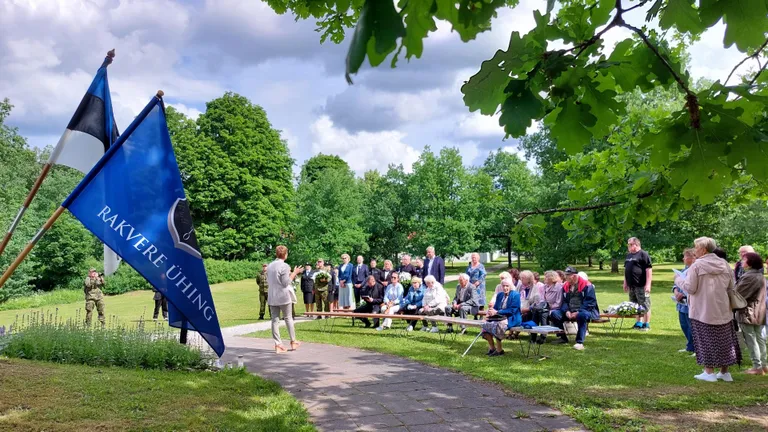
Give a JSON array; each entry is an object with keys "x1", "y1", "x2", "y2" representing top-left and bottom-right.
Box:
[
  {"x1": 249, "y1": 263, "x2": 768, "y2": 432},
  {"x1": 0, "y1": 357, "x2": 315, "y2": 431}
]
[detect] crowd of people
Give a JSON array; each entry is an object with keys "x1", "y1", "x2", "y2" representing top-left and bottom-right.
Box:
[{"x1": 260, "y1": 238, "x2": 768, "y2": 377}]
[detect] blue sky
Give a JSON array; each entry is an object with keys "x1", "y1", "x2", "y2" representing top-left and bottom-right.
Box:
[{"x1": 1, "y1": 0, "x2": 746, "y2": 176}]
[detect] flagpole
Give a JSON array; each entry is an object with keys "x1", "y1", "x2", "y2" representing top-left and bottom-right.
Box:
[
  {"x1": 0, "y1": 207, "x2": 66, "y2": 289},
  {"x1": 0, "y1": 49, "x2": 115, "y2": 260}
]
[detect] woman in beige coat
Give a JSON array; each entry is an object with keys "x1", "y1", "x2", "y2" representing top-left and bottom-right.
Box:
[
  {"x1": 735, "y1": 252, "x2": 768, "y2": 375},
  {"x1": 675, "y1": 237, "x2": 740, "y2": 382}
]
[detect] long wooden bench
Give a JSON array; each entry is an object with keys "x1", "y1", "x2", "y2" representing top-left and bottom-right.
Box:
[
  {"x1": 475, "y1": 310, "x2": 640, "y2": 335},
  {"x1": 304, "y1": 311, "x2": 420, "y2": 334}
]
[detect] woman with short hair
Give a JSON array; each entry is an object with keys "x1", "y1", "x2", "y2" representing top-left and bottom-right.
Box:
[
  {"x1": 338, "y1": 254, "x2": 354, "y2": 309},
  {"x1": 378, "y1": 272, "x2": 405, "y2": 331},
  {"x1": 466, "y1": 253, "x2": 487, "y2": 309},
  {"x1": 675, "y1": 237, "x2": 741, "y2": 382},
  {"x1": 419, "y1": 275, "x2": 449, "y2": 333},
  {"x1": 735, "y1": 252, "x2": 768, "y2": 375},
  {"x1": 480, "y1": 278, "x2": 521, "y2": 356}
]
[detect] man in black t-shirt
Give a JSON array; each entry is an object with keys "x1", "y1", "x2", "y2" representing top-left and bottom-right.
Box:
[{"x1": 623, "y1": 237, "x2": 653, "y2": 331}]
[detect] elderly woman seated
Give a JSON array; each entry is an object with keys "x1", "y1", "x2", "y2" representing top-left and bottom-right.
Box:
[
  {"x1": 419, "y1": 275, "x2": 449, "y2": 333},
  {"x1": 518, "y1": 270, "x2": 545, "y2": 343},
  {"x1": 480, "y1": 278, "x2": 522, "y2": 356}
]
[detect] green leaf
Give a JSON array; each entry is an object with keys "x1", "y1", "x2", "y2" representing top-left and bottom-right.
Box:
[
  {"x1": 642, "y1": 122, "x2": 695, "y2": 166},
  {"x1": 498, "y1": 80, "x2": 545, "y2": 137},
  {"x1": 592, "y1": 0, "x2": 615, "y2": 27},
  {"x1": 546, "y1": 0, "x2": 555, "y2": 14},
  {"x1": 702, "y1": 0, "x2": 768, "y2": 51},
  {"x1": 462, "y1": 32, "x2": 538, "y2": 115},
  {"x1": 659, "y1": 0, "x2": 704, "y2": 34},
  {"x1": 548, "y1": 99, "x2": 597, "y2": 153},
  {"x1": 581, "y1": 80, "x2": 624, "y2": 137},
  {"x1": 434, "y1": 0, "x2": 509, "y2": 42},
  {"x1": 398, "y1": 0, "x2": 438, "y2": 61},
  {"x1": 345, "y1": 0, "x2": 406, "y2": 83}
]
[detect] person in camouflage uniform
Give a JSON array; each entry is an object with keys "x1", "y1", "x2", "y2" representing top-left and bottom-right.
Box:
[
  {"x1": 314, "y1": 259, "x2": 330, "y2": 314},
  {"x1": 257, "y1": 263, "x2": 270, "y2": 320},
  {"x1": 84, "y1": 268, "x2": 106, "y2": 327}
]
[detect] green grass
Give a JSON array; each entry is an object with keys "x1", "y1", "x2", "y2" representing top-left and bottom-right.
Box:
[
  {"x1": 250, "y1": 263, "x2": 768, "y2": 432},
  {"x1": 0, "y1": 357, "x2": 315, "y2": 431},
  {"x1": 0, "y1": 289, "x2": 84, "y2": 312}
]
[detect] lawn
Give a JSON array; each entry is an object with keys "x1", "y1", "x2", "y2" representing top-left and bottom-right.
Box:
[
  {"x1": 249, "y1": 262, "x2": 768, "y2": 432},
  {"x1": 0, "y1": 357, "x2": 315, "y2": 431}
]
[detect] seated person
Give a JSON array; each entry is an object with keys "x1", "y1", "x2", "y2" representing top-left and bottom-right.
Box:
[
  {"x1": 549, "y1": 266, "x2": 600, "y2": 351},
  {"x1": 540, "y1": 270, "x2": 564, "y2": 323},
  {"x1": 481, "y1": 278, "x2": 521, "y2": 357},
  {"x1": 446, "y1": 273, "x2": 481, "y2": 334},
  {"x1": 353, "y1": 275, "x2": 384, "y2": 328},
  {"x1": 400, "y1": 277, "x2": 424, "y2": 332},
  {"x1": 519, "y1": 270, "x2": 544, "y2": 343},
  {"x1": 419, "y1": 275, "x2": 449, "y2": 333},
  {"x1": 378, "y1": 272, "x2": 405, "y2": 331}
]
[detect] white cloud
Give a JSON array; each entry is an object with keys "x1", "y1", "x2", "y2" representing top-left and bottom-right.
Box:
[
  {"x1": 168, "y1": 103, "x2": 202, "y2": 120},
  {"x1": 310, "y1": 116, "x2": 420, "y2": 175}
]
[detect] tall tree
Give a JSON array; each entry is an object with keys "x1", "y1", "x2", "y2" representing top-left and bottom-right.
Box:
[
  {"x1": 360, "y1": 167, "x2": 411, "y2": 261},
  {"x1": 300, "y1": 154, "x2": 351, "y2": 183},
  {"x1": 169, "y1": 94, "x2": 295, "y2": 260},
  {"x1": 290, "y1": 162, "x2": 368, "y2": 264}
]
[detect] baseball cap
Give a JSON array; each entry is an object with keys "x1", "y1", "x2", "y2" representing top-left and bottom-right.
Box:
[{"x1": 564, "y1": 266, "x2": 578, "y2": 275}]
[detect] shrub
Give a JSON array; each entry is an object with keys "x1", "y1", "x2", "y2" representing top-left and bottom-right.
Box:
[{"x1": 0, "y1": 312, "x2": 214, "y2": 371}]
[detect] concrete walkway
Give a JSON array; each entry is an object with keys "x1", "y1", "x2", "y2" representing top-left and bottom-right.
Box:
[{"x1": 220, "y1": 321, "x2": 584, "y2": 432}]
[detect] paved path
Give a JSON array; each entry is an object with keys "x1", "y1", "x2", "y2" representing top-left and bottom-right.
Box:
[{"x1": 220, "y1": 321, "x2": 584, "y2": 432}]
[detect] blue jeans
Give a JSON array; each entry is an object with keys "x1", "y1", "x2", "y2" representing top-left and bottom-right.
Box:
[
  {"x1": 550, "y1": 310, "x2": 589, "y2": 344},
  {"x1": 678, "y1": 311, "x2": 694, "y2": 352}
]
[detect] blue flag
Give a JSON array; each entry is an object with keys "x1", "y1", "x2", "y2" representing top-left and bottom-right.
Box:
[{"x1": 63, "y1": 95, "x2": 225, "y2": 357}]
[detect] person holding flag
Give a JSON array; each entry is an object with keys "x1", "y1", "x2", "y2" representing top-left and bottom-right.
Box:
[
  {"x1": 0, "y1": 90, "x2": 225, "y2": 357},
  {"x1": 0, "y1": 50, "x2": 122, "y2": 275}
]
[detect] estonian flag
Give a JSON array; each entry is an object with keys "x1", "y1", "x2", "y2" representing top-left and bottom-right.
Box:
[
  {"x1": 62, "y1": 92, "x2": 225, "y2": 357},
  {"x1": 47, "y1": 51, "x2": 119, "y2": 173}
]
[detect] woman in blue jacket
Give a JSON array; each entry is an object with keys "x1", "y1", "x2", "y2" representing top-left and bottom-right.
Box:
[
  {"x1": 480, "y1": 278, "x2": 521, "y2": 356},
  {"x1": 400, "y1": 277, "x2": 425, "y2": 332},
  {"x1": 337, "y1": 254, "x2": 354, "y2": 309}
]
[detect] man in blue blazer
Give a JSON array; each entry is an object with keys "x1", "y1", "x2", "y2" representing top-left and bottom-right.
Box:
[
  {"x1": 352, "y1": 255, "x2": 370, "y2": 305},
  {"x1": 422, "y1": 246, "x2": 445, "y2": 284}
]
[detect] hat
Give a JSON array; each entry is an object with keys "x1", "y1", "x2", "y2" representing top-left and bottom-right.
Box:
[
  {"x1": 89, "y1": 267, "x2": 97, "y2": 272},
  {"x1": 564, "y1": 266, "x2": 578, "y2": 275}
]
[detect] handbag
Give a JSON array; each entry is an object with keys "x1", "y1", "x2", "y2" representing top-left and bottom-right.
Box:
[
  {"x1": 486, "y1": 314, "x2": 506, "y2": 322},
  {"x1": 728, "y1": 289, "x2": 747, "y2": 310}
]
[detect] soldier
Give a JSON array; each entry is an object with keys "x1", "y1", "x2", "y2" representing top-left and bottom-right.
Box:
[
  {"x1": 84, "y1": 268, "x2": 106, "y2": 327},
  {"x1": 257, "y1": 263, "x2": 270, "y2": 320}
]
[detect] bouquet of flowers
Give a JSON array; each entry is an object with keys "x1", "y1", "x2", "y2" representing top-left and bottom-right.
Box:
[
  {"x1": 399, "y1": 271, "x2": 412, "y2": 285},
  {"x1": 313, "y1": 270, "x2": 331, "y2": 285},
  {"x1": 607, "y1": 302, "x2": 647, "y2": 316}
]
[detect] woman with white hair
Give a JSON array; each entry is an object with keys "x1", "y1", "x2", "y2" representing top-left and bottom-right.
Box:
[
  {"x1": 481, "y1": 278, "x2": 521, "y2": 356},
  {"x1": 419, "y1": 275, "x2": 449, "y2": 333},
  {"x1": 675, "y1": 237, "x2": 741, "y2": 382},
  {"x1": 734, "y1": 245, "x2": 756, "y2": 282},
  {"x1": 465, "y1": 253, "x2": 487, "y2": 309}
]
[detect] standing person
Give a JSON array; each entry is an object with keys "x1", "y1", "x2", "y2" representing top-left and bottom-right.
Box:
[
  {"x1": 624, "y1": 237, "x2": 653, "y2": 331},
  {"x1": 466, "y1": 253, "x2": 487, "y2": 310},
  {"x1": 300, "y1": 263, "x2": 316, "y2": 313},
  {"x1": 549, "y1": 267, "x2": 600, "y2": 350},
  {"x1": 674, "y1": 237, "x2": 741, "y2": 382},
  {"x1": 328, "y1": 264, "x2": 340, "y2": 311},
  {"x1": 352, "y1": 255, "x2": 370, "y2": 305},
  {"x1": 84, "y1": 268, "x2": 106, "y2": 327},
  {"x1": 423, "y1": 246, "x2": 446, "y2": 284},
  {"x1": 256, "y1": 263, "x2": 270, "y2": 320},
  {"x1": 379, "y1": 260, "x2": 395, "y2": 287},
  {"x1": 370, "y1": 259, "x2": 382, "y2": 286},
  {"x1": 314, "y1": 259, "x2": 331, "y2": 314},
  {"x1": 267, "y1": 245, "x2": 303, "y2": 354},
  {"x1": 378, "y1": 272, "x2": 405, "y2": 331},
  {"x1": 152, "y1": 288, "x2": 168, "y2": 320},
  {"x1": 397, "y1": 255, "x2": 416, "y2": 276},
  {"x1": 354, "y1": 275, "x2": 385, "y2": 328},
  {"x1": 735, "y1": 252, "x2": 768, "y2": 375},
  {"x1": 337, "y1": 254, "x2": 354, "y2": 309},
  {"x1": 734, "y1": 245, "x2": 756, "y2": 282},
  {"x1": 413, "y1": 258, "x2": 424, "y2": 279},
  {"x1": 673, "y1": 249, "x2": 697, "y2": 355}
]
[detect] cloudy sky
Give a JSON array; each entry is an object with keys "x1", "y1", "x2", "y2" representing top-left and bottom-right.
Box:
[{"x1": 0, "y1": 0, "x2": 746, "y2": 176}]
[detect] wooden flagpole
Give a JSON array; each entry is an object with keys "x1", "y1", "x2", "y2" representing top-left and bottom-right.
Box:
[
  {"x1": 0, "y1": 49, "x2": 115, "y2": 260},
  {"x1": 0, "y1": 207, "x2": 66, "y2": 289}
]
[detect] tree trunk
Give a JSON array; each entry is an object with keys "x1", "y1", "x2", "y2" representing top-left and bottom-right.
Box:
[
  {"x1": 611, "y1": 258, "x2": 619, "y2": 273},
  {"x1": 599, "y1": 260, "x2": 604, "y2": 270},
  {"x1": 507, "y1": 237, "x2": 512, "y2": 268},
  {"x1": 588, "y1": 256, "x2": 592, "y2": 267}
]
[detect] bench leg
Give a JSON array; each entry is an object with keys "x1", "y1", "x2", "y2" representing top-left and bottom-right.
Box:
[{"x1": 462, "y1": 331, "x2": 484, "y2": 357}]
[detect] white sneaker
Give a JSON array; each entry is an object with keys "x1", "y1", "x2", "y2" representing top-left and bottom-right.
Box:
[
  {"x1": 690, "y1": 352, "x2": 697, "y2": 357},
  {"x1": 375, "y1": 326, "x2": 384, "y2": 331},
  {"x1": 678, "y1": 348, "x2": 689, "y2": 353},
  {"x1": 716, "y1": 372, "x2": 733, "y2": 382},
  {"x1": 573, "y1": 343, "x2": 585, "y2": 351},
  {"x1": 430, "y1": 327, "x2": 440, "y2": 333},
  {"x1": 421, "y1": 326, "x2": 429, "y2": 332},
  {"x1": 406, "y1": 326, "x2": 413, "y2": 332},
  {"x1": 694, "y1": 371, "x2": 717, "y2": 382}
]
